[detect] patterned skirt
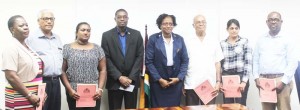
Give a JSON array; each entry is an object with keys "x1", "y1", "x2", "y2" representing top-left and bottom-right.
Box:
[{"x1": 5, "y1": 52, "x2": 43, "y2": 110}]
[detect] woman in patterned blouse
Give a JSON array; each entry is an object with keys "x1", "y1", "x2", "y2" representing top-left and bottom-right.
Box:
[
  {"x1": 220, "y1": 19, "x2": 252, "y2": 106},
  {"x1": 61, "y1": 22, "x2": 107, "y2": 110}
]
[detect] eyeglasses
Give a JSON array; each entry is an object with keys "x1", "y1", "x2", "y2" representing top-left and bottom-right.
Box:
[
  {"x1": 162, "y1": 22, "x2": 174, "y2": 26},
  {"x1": 116, "y1": 16, "x2": 128, "y2": 20},
  {"x1": 40, "y1": 17, "x2": 55, "y2": 21},
  {"x1": 194, "y1": 21, "x2": 206, "y2": 25},
  {"x1": 267, "y1": 18, "x2": 281, "y2": 23}
]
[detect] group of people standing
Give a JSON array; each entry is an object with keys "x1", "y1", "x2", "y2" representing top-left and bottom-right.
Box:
[
  {"x1": 3, "y1": 10, "x2": 63, "y2": 110},
  {"x1": 2, "y1": 8, "x2": 297, "y2": 110},
  {"x1": 145, "y1": 11, "x2": 297, "y2": 110}
]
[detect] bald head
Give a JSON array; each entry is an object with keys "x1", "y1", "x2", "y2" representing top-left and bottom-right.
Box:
[
  {"x1": 193, "y1": 15, "x2": 206, "y2": 24},
  {"x1": 267, "y1": 11, "x2": 281, "y2": 20},
  {"x1": 266, "y1": 11, "x2": 282, "y2": 36},
  {"x1": 193, "y1": 14, "x2": 207, "y2": 36}
]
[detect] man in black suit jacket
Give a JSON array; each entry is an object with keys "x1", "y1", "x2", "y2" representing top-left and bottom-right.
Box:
[{"x1": 101, "y1": 9, "x2": 144, "y2": 110}]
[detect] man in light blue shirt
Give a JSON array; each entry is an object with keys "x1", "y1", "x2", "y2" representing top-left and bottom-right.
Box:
[
  {"x1": 26, "y1": 9, "x2": 62, "y2": 110},
  {"x1": 253, "y1": 11, "x2": 297, "y2": 110}
]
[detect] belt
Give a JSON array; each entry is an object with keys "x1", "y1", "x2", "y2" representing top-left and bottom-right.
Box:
[
  {"x1": 43, "y1": 76, "x2": 60, "y2": 80},
  {"x1": 223, "y1": 70, "x2": 243, "y2": 75},
  {"x1": 224, "y1": 69, "x2": 238, "y2": 72},
  {"x1": 260, "y1": 73, "x2": 284, "y2": 79}
]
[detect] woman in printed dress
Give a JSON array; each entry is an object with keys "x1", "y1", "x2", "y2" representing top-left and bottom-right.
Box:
[
  {"x1": 61, "y1": 22, "x2": 107, "y2": 110},
  {"x1": 2, "y1": 15, "x2": 44, "y2": 109}
]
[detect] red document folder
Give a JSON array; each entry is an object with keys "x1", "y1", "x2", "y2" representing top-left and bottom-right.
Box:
[
  {"x1": 194, "y1": 80, "x2": 217, "y2": 105},
  {"x1": 76, "y1": 84, "x2": 97, "y2": 107},
  {"x1": 259, "y1": 78, "x2": 277, "y2": 103},
  {"x1": 222, "y1": 75, "x2": 241, "y2": 98},
  {"x1": 36, "y1": 83, "x2": 47, "y2": 110}
]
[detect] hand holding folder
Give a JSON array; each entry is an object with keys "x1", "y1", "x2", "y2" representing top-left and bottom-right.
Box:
[
  {"x1": 194, "y1": 80, "x2": 217, "y2": 105},
  {"x1": 76, "y1": 84, "x2": 97, "y2": 107},
  {"x1": 259, "y1": 78, "x2": 277, "y2": 103}
]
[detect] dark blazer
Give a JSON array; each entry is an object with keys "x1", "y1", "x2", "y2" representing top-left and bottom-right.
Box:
[
  {"x1": 145, "y1": 32, "x2": 189, "y2": 82},
  {"x1": 101, "y1": 27, "x2": 144, "y2": 90},
  {"x1": 295, "y1": 61, "x2": 300, "y2": 103}
]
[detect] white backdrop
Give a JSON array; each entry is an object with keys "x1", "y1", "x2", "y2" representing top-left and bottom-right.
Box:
[{"x1": 1, "y1": 0, "x2": 300, "y2": 109}]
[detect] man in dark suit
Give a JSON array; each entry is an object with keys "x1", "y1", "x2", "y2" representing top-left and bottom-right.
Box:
[{"x1": 101, "y1": 9, "x2": 144, "y2": 110}]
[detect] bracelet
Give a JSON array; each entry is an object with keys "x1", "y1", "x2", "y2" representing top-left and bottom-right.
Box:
[
  {"x1": 26, "y1": 92, "x2": 33, "y2": 99},
  {"x1": 216, "y1": 80, "x2": 221, "y2": 83}
]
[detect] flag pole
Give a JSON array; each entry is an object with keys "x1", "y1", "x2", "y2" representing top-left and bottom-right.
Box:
[{"x1": 139, "y1": 25, "x2": 148, "y2": 108}]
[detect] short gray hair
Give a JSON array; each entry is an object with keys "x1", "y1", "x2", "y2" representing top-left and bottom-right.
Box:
[{"x1": 37, "y1": 9, "x2": 54, "y2": 19}]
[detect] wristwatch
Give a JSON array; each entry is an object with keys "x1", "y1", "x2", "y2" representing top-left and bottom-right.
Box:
[{"x1": 26, "y1": 92, "x2": 33, "y2": 99}]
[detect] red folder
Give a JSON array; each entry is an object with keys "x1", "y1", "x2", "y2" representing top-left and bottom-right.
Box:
[
  {"x1": 222, "y1": 75, "x2": 241, "y2": 98},
  {"x1": 259, "y1": 78, "x2": 277, "y2": 103},
  {"x1": 76, "y1": 84, "x2": 97, "y2": 107},
  {"x1": 36, "y1": 83, "x2": 47, "y2": 110},
  {"x1": 194, "y1": 80, "x2": 217, "y2": 105}
]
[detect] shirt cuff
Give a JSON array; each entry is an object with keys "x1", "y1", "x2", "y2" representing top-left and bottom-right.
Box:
[
  {"x1": 242, "y1": 77, "x2": 249, "y2": 83},
  {"x1": 281, "y1": 75, "x2": 290, "y2": 84},
  {"x1": 253, "y1": 74, "x2": 260, "y2": 80}
]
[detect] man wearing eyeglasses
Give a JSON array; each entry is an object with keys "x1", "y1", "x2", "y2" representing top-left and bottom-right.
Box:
[
  {"x1": 26, "y1": 9, "x2": 62, "y2": 110},
  {"x1": 184, "y1": 14, "x2": 223, "y2": 106},
  {"x1": 253, "y1": 11, "x2": 297, "y2": 110}
]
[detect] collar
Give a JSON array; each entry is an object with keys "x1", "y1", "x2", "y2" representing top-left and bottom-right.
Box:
[
  {"x1": 162, "y1": 33, "x2": 174, "y2": 43},
  {"x1": 225, "y1": 36, "x2": 241, "y2": 43},
  {"x1": 116, "y1": 27, "x2": 129, "y2": 36},
  {"x1": 265, "y1": 31, "x2": 283, "y2": 38},
  {"x1": 35, "y1": 28, "x2": 56, "y2": 39},
  {"x1": 158, "y1": 32, "x2": 176, "y2": 38},
  {"x1": 11, "y1": 37, "x2": 35, "y2": 55}
]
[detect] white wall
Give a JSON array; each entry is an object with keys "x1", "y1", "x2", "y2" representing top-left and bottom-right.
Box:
[{"x1": 1, "y1": 0, "x2": 300, "y2": 109}]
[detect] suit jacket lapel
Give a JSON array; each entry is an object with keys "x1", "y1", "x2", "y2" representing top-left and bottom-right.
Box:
[
  {"x1": 125, "y1": 31, "x2": 131, "y2": 57},
  {"x1": 157, "y1": 33, "x2": 167, "y2": 59},
  {"x1": 112, "y1": 28, "x2": 123, "y2": 55},
  {"x1": 172, "y1": 34, "x2": 179, "y2": 58}
]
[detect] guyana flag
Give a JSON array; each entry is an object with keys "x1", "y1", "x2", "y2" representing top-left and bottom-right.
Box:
[{"x1": 139, "y1": 25, "x2": 151, "y2": 108}]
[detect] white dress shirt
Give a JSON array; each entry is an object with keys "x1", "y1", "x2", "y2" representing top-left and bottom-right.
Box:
[
  {"x1": 184, "y1": 35, "x2": 224, "y2": 89},
  {"x1": 162, "y1": 35, "x2": 174, "y2": 66},
  {"x1": 253, "y1": 32, "x2": 297, "y2": 84}
]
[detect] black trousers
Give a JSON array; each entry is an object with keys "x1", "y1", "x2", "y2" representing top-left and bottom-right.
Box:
[
  {"x1": 185, "y1": 89, "x2": 216, "y2": 106},
  {"x1": 66, "y1": 92, "x2": 101, "y2": 110},
  {"x1": 107, "y1": 89, "x2": 138, "y2": 110},
  {"x1": 43, "y1": 77, "x2": 61, "y2": 110}
]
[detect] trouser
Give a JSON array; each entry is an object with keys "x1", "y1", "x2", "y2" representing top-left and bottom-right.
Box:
[
  {"x1": 43, "y1": 76, "x2": 61, "y2": 110},
  {"x1": 185, "y1": 89, "x2": 216, "y2": 106},
  {"x1": 108, "y1": 89, "x2": 138, "y2": 110}
]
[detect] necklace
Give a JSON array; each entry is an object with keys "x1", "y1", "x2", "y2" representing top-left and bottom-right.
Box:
[{"x1": 76, "y1": 40, "x2": 88, "y2": 45}]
